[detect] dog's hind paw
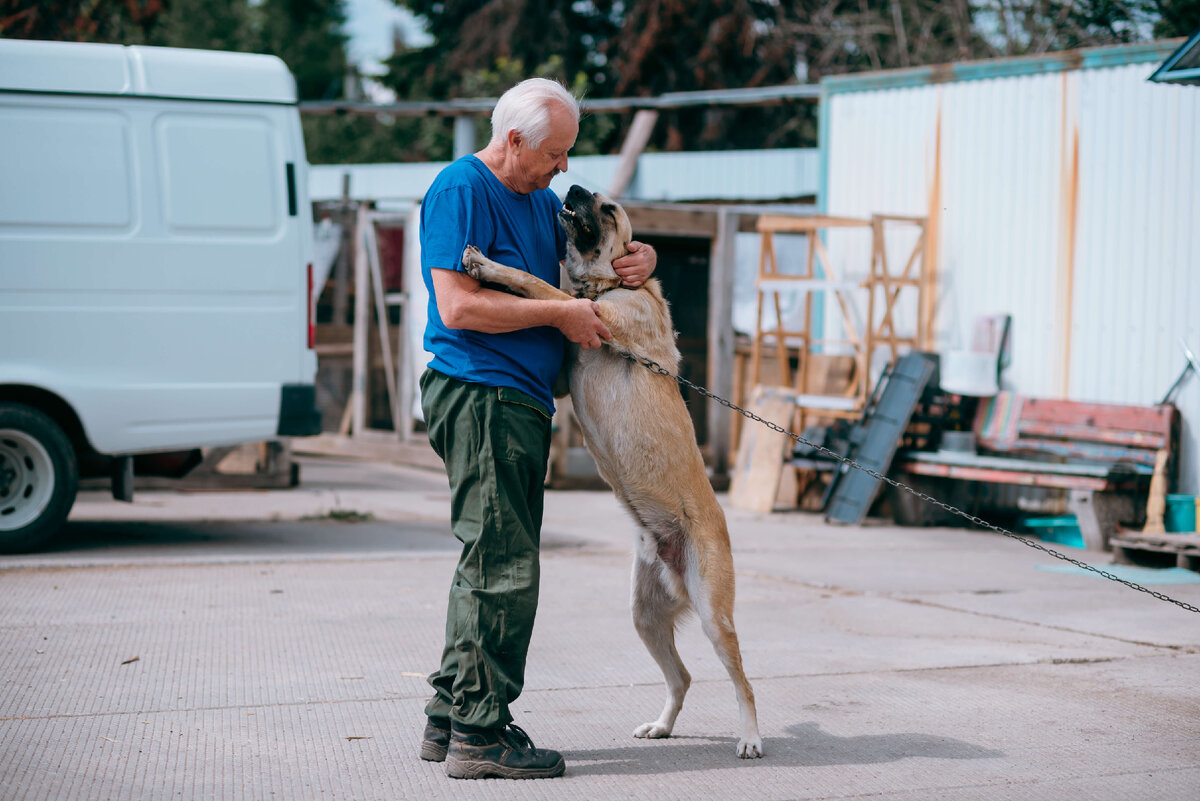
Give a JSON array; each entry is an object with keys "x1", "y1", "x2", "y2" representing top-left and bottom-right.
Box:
[
  {"x1": 633, "y1": 722, "x2": 672, "y2": 740},
  {"x1": 736, "y1": 736, "x2": 764, "y2": 759}
]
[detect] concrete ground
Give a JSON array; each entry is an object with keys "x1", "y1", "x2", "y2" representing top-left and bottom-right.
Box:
[{"x1": 2, "y1": 455, "x2": 1198, "y2": 800}]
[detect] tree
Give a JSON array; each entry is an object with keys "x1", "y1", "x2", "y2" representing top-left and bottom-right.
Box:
[
  {"x1": 2, "y1": 0, "x2": 359, "y2": 162},
  {"x1": 255, "y1": 0, "x2": 349, "y2": 101},
  {"x1": 386, "y1": 0, "x2": 620, "y2": 100},
  {"x1": 141, "y1": 0, "x2": 256, "y2": 50},
  {"x1": 778, "y1": 0, "x2": 982, "y2": 77},
  {"x1": 601, "y1": 0, "x2": 805, "y2": 149},
  {"x1": 1152, "y1": 0, "x2": 1200, "y2": 37},
  {"x1": 377, "y1": 2, "x2": 625, "y2": 159},
  {"x1": 0, "y1": 0, "x2": 164, "y2": 41},
  {"x1": 1, "y1": 0, "x2": 347, "y2": 96},
  {"x1": 385, "y1": 0, "x2": 812, "y2": 151},
  {"x1": 966, "y1": 0, "x2": 1159, "y2": 55}
]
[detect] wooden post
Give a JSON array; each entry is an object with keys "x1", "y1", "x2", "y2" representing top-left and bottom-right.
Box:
[
  {"x1": 453, "y1": 115, "x2": 476, "y2": 159},
  {"x1": 333, "y1": 173, "x2": 352, "y2": 325},
  {"x1": 607, "y1": 110, "x2": 659, "y2": 198},
  {"x1": 350, "y1": 204, "x2": 370, "y2": 436},
  {"x1": 707, "y1": 207, "x2": 738, "y2": 476},
  {"x1": 363, "y1": 214, "x2": 398, "y2": 432}
]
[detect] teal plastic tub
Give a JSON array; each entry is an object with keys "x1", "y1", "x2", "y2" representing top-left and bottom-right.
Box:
[
  {"x1": 1165, "y1": 494, "x2": 1199, "y2": 533},
  {"x1": 1019, "y1": 515, "x2": 1085, "y2": 549}
]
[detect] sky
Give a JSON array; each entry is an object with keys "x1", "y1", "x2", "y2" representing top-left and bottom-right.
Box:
[{"x1": 342, "y1": 0, "x2": 431, "y2": 74}]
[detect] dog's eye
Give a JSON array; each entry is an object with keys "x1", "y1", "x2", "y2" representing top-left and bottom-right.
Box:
[{"x1": 601, "y1": 204, "x2": 617, "y2": 217}]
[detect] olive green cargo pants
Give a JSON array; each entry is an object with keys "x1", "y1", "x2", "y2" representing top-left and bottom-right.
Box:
[{"x1": 420, "y1": 368, "x2": 553, "y2": 730}]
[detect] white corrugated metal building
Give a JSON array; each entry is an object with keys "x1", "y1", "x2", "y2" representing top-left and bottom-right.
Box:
[{"x1": 819, "y1": 41, "x2": 1200, "y2": 493}]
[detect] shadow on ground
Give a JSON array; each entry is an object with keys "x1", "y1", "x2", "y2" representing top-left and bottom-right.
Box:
[
  {"x1": 562, "y1": 721, "x2": 1004, "y2": 776},
  {"x1": 15, "y1": 518, "x2": 596, "y2": 561},
  {"x1": 36, "y1": 519, "x2": 459, "y2": 557}
]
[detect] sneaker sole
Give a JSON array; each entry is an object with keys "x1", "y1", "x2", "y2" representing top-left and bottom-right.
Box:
[
  {"x1": 419, "y1": 741, "x2": 448, "y2": 762},
  {"x1": 445, "y1": 755, "x2": 566, "y2": 780}
]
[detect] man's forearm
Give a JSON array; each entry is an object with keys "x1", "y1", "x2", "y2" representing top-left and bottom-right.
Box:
[
  {"x1": 431, "y1": 266, "x2": 609, "y2": 348},
  {"x1": 441, "y1": 284, "x2": 567, "y2": 334}
]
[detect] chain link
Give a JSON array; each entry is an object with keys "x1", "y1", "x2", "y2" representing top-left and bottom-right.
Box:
[{"x1": 624, "y1": 352, "x2": 1200, "y2": 615}]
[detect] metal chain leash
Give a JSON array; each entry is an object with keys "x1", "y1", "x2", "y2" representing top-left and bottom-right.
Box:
[{"x1": 623, "y1": 352, "x2": 1200, "y2": 615}]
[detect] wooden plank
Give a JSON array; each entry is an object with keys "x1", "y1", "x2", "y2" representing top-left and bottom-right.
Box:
[
  {"x1": 1111, "y1": 532, "x2": 1200, "y2": 571},
  {"x1": 905, "y1": 450, "x2": 1114, "y2": 477},
  {"x1": 624, "y1": 205, "x2": 716, "y2": 238},
  {"x1": 729, "y1": 386, "x2": 796, "y2": 513},
  {"x1": 755, "y1": 278, "x2": 865, "y2": 292},
  {"x1": 1017, "y1": 420, "x2": 1167, "y2": 449},
  {"x1": 756, "y1": 214, "x2": 870, "y2": 232},
  {"x1": 1020, "y1": 398, "x2": 1176, "y2": 435},
  {"x1": 1115, "y1": 532, "x2": 1200, "y2": 549},
  {"x1": 992, "y1": 439, "x2": 1158, "y2": 468},
  {"x1": 901, "y1": 459, "x2": 1115, "y2": 491}
]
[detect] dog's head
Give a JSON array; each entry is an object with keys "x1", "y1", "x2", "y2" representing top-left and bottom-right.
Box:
[{"x1": 558, "y1": 184, "x2": 632, "y2": 293}]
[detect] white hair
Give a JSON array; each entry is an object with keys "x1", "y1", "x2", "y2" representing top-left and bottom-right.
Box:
[{"x1": 488, "y1": 78, "x2": 580, "y2": 149}]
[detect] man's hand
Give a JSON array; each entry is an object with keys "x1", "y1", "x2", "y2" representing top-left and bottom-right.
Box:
[
  {"x1": 557, "y1": 298, "x2": 611, "y2": 350},
  {"x1": 613, "y1": 240, "x2": 657, "y2": 288}
]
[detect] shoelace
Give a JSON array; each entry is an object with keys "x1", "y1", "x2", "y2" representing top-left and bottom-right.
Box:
[{"x1": 502, "y1": 724, "x2": 537, "y2": 753}]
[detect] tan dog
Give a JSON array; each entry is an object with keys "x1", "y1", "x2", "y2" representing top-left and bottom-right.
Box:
[{"x1": 461, "y1": 184, "x2": 763, "y2": 759}]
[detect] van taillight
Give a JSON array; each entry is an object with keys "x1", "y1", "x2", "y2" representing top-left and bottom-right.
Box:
[{"x1": 306, "y1": 263, "x2": 315, "y2": 349}]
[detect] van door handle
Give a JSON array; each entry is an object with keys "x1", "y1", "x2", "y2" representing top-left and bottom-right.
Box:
[{"x1": 286, "y1": 162, "x2": 298, "y2": 216}]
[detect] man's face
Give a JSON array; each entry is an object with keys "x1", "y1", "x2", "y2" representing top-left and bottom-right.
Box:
[{"x1": 511, "y1": 103, "x2": 578, "y2": 193}]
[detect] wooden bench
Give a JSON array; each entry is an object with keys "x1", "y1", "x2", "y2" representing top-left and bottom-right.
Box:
[{"x1": 897, "y1": 392, "x2": 1180, "y2": 550}]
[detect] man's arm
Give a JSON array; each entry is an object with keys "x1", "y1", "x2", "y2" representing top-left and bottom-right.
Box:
[{"x1": 431, "y1": 268, "x2": 611, "y2": 350}]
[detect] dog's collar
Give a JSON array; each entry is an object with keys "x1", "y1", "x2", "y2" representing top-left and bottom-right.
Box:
[{"x1": 573, "y1": 277, "x2": 623, "y2": 300}]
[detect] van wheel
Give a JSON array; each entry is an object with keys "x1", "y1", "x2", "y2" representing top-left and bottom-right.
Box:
[{"x1": 0, "y1": 404, "x2": 78, "y2": 553}]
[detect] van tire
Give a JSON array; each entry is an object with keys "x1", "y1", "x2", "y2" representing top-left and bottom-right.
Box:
[{"x1": 0, "y1": 403, "x2": 78, "y2": 553}]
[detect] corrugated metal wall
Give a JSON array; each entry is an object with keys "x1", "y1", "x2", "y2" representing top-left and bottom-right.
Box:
[{"x1": 822, "y1": 44, "x2": 1200, "y2": 492}]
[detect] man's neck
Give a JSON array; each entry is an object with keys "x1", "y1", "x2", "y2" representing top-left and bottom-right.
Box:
[{"x1": 476, "y1": 145, "x2": 524, "y2": 194}]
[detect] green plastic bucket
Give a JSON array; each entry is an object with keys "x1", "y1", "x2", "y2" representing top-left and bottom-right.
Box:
[{"x1": 1165, "y1": 494, "x2": 1199, "y2": 533}]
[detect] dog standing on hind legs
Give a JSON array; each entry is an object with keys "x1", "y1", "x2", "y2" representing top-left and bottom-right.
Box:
[{"x1": 460, "y1": 184, "x2": 763, "y2": 759}]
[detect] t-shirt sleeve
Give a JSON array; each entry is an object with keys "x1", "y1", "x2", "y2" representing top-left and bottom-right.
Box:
[
  {"x1": 555, "y1": 216, "x2": 567, "y2": 262},
  {"x1": 421, "y1": 184, "x2": 495, "y2": 274}
]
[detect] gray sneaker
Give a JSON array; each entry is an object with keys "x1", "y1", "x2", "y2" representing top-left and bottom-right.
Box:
[{"x1": 444, "y1": 723, "x2": 566, "y2": 780}]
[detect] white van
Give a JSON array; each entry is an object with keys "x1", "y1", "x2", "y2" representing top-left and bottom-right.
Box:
[{"x1": 0, "y1": 40, "x2": 321, "y2": 552}]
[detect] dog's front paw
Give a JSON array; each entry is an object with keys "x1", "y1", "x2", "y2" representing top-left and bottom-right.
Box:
[
  {"x1": 633, "y1": 722, "x2": 672, "y2": 740},
  {"x1": 736, "y1": 735, "x2": 764, "y2": 759},
  {"x1": 461, "y1": 245, "x2": 486, "y2": 280}
]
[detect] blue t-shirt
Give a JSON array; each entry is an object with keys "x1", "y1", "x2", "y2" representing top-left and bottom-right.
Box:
[{"x1": 420, "y1": 155, "x2": 567, "y2": 413}]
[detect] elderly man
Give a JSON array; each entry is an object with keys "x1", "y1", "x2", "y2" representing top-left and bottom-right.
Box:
[{"x1": 416, "y1": 78, "x2": 656, "y2": 780}]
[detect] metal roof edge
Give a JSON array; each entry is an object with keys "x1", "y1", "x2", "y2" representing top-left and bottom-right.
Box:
[
  {"x1": 309, "y1": 148, "x2": 819, "y2": 203},
  {"x1": 822, "y1": 39, "x2": 1185, "y2": 95},
  {"x1": 1149, "y1": 28, "x2": 1200, "y2": 84}
]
